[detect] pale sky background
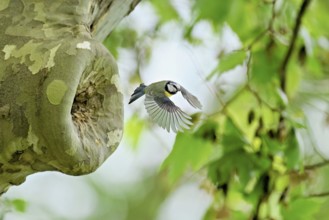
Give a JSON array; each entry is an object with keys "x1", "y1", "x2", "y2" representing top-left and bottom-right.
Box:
[{"x1": 3, "y1": 1, "x2": 328, "y2": 220}]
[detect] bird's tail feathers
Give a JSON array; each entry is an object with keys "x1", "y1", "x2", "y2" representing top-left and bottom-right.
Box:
[{"x1": 128, "y1": 83, "x2": 147, "y2": 104}]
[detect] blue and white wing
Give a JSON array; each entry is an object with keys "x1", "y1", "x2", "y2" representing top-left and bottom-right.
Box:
[
  {"x1": 144, "y1": 94, "x2": 192, "y2": 132},
  {"x1": 180, "y1": 86, "x2": 202, "y2": 109}
]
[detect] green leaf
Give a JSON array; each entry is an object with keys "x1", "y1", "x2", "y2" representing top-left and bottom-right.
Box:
[
  {"x1": 161, "y1": 133, "x2": 213, "y2": 183},
  {"x1": 150, "y1": 0, "x2": 179, "y2": 22},
  {"x1": 225, "y1": 91, "x2": 259, "y2": 144},
  {"x1": 208, "y1": 148, "x2": 270, "y2": 187},
  {"x1": 194, "y1": 119, "x2": 219, "y2": 143},
  {"x1": 11, "y1": 199, "x2": 27, "y2": 213},
  {"x1": 221, "y1": 118, "x2": 248, "y2": 153},
  {"x1": 262, "y1": 136, "x2": 283, "y2": 155},
  {"x1": 194, "y1": 0, "x2": 271, "y2": 43},
  {"x1": 251, "y1": 50, "x2": 280, "y2": 84},
  {"x1": 305, "y1": 55, "x2": 325, "y2": 78},
  {"x1": 286, "y1": 61, "x2": 302, "y2": 97},
  {"x1": 304, "y1": 1, "x2": 329, "y2": 38},
  {"x1": 282, "y1": 198, "x2": 322, "y2": 220},
  {"x1": 103, "y1": 28, "x2": 138, "y2": 58},
  {"x1": 207, "y1": 51, "x2": 247, "y2": 80},
  {"x1": 194, "y1": 0, "x2": 233, "y2": 24},
  {"x1": 284, "y1": 130, "x2": 301, "y2": 169},
  {"x1": 226, "y1": 1, "x2": 271, "y2": 43},
  {"x1": 250, "y1": 49, "x2": 285, "y2": 108}
]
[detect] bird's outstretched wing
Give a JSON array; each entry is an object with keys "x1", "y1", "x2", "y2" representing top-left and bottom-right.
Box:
[
  {"x1": 180, "y1": 86, "x2": 203, "y2": 109},
  {"x1": 144, "y1": 94, "x2": 192, "y2": 132}
]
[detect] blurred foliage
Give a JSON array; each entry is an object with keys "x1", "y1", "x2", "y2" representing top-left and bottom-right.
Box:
[
  {"x1": 109, "y1": 0, "x2": 329, "y2": 219},
  {"x1": 103, "y1": 28, "x2": 138, "y2": 58},
  {"x1": 125, "y1": 113, "x2": 145, "y2": 148},
  {"x1": 84, "y1": 174, "x2": 171, "y2": 220},
  {"x1": 161, "y1": 129, "x2": 215, "y2": 184},
  {"x1": 104, "y1": 0, "x2": 329, "y2": 218},
  {"x1": 0, "y1": 198, "x2": 27, "y2": 219},
  {"x1": 207, "y1": 51, "x2": 247, "y2": 80},
  {"x1": 4, "y1": 0, "x2": 328, "y2": 219},
  {"x1": 151, "y1": 0, "x2": 179, "y2": 23},
  {"x1": 0, "y1": 0, "x2": 321, "y2": 219}
]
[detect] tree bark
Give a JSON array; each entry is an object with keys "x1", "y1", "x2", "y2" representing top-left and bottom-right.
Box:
[{"x1": 0, "y1": 0, "x2": 140, "y2": 195}]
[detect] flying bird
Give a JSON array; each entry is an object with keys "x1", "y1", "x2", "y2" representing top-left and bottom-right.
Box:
[{"x1": 129, "y1": 80, "x2": 202, "y2": 132}]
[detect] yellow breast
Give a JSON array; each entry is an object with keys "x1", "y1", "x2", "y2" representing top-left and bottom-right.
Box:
[{"x1": 164, "y1": 91, "x2": 172, "y2": 97}]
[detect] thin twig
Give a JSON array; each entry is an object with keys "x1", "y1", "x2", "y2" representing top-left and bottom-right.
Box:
[
  {"x1": 305, "y1": 161, "x2": 329, "y2": 170},
  {"x1": 247, "y1": 29, "x2": 268, "y2": 49},
  {"x1": 247, "y1": 0, "x2": 277, "y2": 50},
  {"x1": 279, "y1": 0, "x2": 312, "y2": 91},
  {"x1": 307, "y1": 191, "x2": 329, "y2": 198},
  {"x1": 275, "y1": 0, "x2": 312, "y2": 141},
  {"x1": 246, "y1": 83, "x2": 281, "y2": 112},
  {"x1": 268, "y1": 0, "x2": 277, "y2": 33}
]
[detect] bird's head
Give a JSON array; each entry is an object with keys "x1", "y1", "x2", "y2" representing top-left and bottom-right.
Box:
[{"x1": 165, "y1": 81, "x2": 180, "y2": 95}]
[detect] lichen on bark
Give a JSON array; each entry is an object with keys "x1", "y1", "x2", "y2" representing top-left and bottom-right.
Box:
[{"x1": 0, "y1": 0, "x2": 139, "y2": 195}]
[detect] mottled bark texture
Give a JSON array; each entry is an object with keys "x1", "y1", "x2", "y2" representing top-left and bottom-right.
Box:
[{"x1": 0, "y1": 0, "x2": 140, "y2": 194}]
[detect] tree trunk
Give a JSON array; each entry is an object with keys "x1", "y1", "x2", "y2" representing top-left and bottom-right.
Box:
[{"x1": 0, "y1": 0, "x2": 140, "y2": 195}]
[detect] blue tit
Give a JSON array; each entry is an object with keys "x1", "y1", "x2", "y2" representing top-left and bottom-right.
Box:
[{"x1": 129, "y1": 80, "x2": 202, "y2": 132}]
